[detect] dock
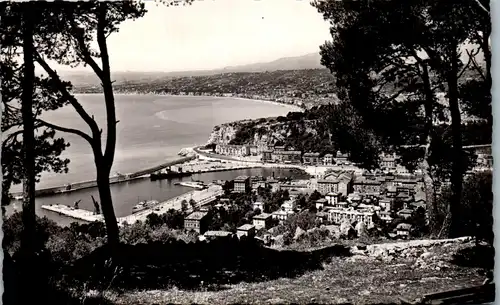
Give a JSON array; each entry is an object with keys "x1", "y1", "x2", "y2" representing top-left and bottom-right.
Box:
[
  {"x1": 40, "y1": 184, "x2": 224, "y2": 225},
  {"x1": 42, "y1": 204, "x2": 104, "y2": 222},
  {"x1": 11, "y1": 155, "x2": 196, "y2": 198}
]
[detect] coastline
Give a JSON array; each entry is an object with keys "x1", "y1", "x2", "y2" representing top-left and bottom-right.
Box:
[{"x1": 76, "y1": 92, "x2": 305, "y2": 112}]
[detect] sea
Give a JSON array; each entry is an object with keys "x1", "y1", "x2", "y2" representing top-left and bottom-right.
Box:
[{"x1": 7, "y1": 94, "x2": 306, "y2": 225}]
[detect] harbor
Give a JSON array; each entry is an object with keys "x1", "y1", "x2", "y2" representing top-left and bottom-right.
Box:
[
  {"x1": 41, "y1": 184, "x2": 224, "y2": 225},
  {"x1": 10, "y1": 155, "x2": 197, "y2": 198}
]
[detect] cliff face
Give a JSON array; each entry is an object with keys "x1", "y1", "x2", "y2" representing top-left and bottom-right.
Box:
[
  {"x1": 206, "y1": 118, "x2": 324, "y2": 151},
  {"x1": 206, "y1": 123, "x2": 239, "y2": 145}
]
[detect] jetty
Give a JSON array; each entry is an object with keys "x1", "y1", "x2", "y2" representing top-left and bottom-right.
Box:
[
  {"x1": 41, "y1": 184, "x2": 224, "y2": 225},
  {"x1": 11, "y1": 155, "x2": 196, "y2": 198}
]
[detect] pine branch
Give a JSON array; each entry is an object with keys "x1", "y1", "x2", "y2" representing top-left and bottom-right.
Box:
[
  {"x1": 34, "y1": 50, "x2": 101, "y2": 139},
  {"x1": 37, "y1": 119, "x2": 93, "y2": 145}
]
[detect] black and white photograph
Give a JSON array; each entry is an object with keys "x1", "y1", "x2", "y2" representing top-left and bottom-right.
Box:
[{"x1": 0, "y1": 0, "x2": 495, "y2": 304}]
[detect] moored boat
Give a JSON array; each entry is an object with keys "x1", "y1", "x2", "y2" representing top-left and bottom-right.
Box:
[{"x1": 132, "y1": 199, "x2": 160, "y2": 214}]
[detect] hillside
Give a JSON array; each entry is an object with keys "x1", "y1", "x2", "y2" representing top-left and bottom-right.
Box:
[
  {"x1": 62, "y1": 53, "x2": 324, "y2": 88},
  {"x1": 73, "y1": 69, "x2": 338, "y2": 109}
]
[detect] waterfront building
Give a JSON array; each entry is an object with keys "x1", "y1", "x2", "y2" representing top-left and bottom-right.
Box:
[
  {"x1": 215, "y1": 144, "x2": 250, "y2": 157},
  {"x1": 303, "y1": 152, "x2": 321, "y2": 165},
  {"x1": 271, "y1": 150, "x2": 302, "y2": 164},
  {"x1": 261, "y1": 150, "x2": 273, "y2": 162},
  {"x1": 184, "y1": 211, "x2": 209, "y2": 234},
  {"x1": 234, "y1": 176, "x2": 251, "y2": 193}
]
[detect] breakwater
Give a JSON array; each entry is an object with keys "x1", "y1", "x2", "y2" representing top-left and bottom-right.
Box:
[
  {"x1": 41, "y1": 184, "x2": 224, "y2": 225},
  {"x1": 11, "y1": 155, "x2": 197, "y2": 198}
]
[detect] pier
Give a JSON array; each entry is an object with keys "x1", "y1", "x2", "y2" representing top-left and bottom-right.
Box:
[
  {"x1": 40, "y1": 184, "x2": 224, "y2": 225},
  {"x1": 11, "y1": 155, "x2": 196, "y2": 198}
]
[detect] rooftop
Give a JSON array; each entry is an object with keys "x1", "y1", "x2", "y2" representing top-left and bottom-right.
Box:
[
  {"x1": 237, "y1": 224, "x2": 255, "y2": 231},
  {"x1": 234, "y1": 175, "x2": 250, "y2": 182},
  {"x1": 253, "y1": 213, "x2": 272, "y2": 220},
  {"x1": 318, "y1": 179, "x2": 340, "y2": 184},
  {"x1": 398, "y1": 208, "x2": 413, "y2": 214},
  {"x1": 204, "y1": 231, "x2": 233, "y2": 237},
  {"x1": 274, "y1": 150, "x2": 302, "y2": 155},
  {"x1": 304, "y1": 152, "x2": 321, "y2": 157},
  {"x1": 396, "y1": 223, "x2": 412, "y2": 230},
  {"x1": 185, "y1": 211, "x2": 209, "y2": 220}
]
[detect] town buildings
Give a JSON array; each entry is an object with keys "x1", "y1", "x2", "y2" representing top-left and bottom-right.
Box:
[
  {"x1": 253, "y1": 213, "x2": 272, "y2": 230},
  {"x1": 253, "y1": 201, "x2": 264, "y2": 211},
  {"x1": 325, "y1": 192, "x2": 342, "y2": 206},
  {"x1": 317, "y1": 177, "x2": 339, "y2": 195},
  {"x1": 353, "y1": 177, "x2": 382, "y2": 194},
  {"x1": 184, "y1": 211, "x2": 209, "y2": 234},
  {"x1": 215, "y1": 144, "x2": 250, "y2": 157},
  {"x1": 327, "y1": 208, "x2": 374, "y2": 227},
  {"x1": 203, "y1": 230, "x2": 233, "y2": 241},
  {"x1": 303, "y1": 152, "x2": 321, "y2": 165},
  {"x1": 323, "y1": 153, "x2": 334, "y2": 165},
  {"x1": 237, "y1": 224, "x2": 256, "y2": 239},
  {"x1": 234, "y1": 176, "x2": 251, "y2": 193},
  {"x1": 271, "y1": 150, "x2": 302, "y2": 164}
]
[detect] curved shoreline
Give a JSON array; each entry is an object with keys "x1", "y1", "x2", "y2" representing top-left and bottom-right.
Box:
[
  {"x1": 76, "y1": 92, "x2": 304, "y2": 112},
  {"x1": 12, "y1": 93, "x2": 297, "y2": 194}
]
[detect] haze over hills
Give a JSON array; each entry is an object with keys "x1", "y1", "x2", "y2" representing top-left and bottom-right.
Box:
[{"x1": 61, "y1": 52, "x2": 324, "y2": 87}]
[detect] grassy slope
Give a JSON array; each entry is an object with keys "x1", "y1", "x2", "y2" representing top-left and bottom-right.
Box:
[{"x1": 108, "y1": 241, "x2": 485, "y2": 304}]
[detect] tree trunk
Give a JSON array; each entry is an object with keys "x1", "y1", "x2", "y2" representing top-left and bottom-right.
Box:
[
  {"x1": 96, "y1": 166, "x2": 120, "y2": 246},
  {"x1": 420, "y1": 61, "x2": 438, "y2": 236},
  {"x1": 482, "y1": 24, "x2": 492, "y2": 126},
  {"x1": 96, "y1": 2, "x2": 120, "y2": 248},
  {"x1": 447, "y1": 49, "x2": 463, "y2": 238},
  {"x1": 21, "y1": 5, "x2": 36, "y2": 256}
]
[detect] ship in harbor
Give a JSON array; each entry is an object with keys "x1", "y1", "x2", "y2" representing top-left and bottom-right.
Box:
[
  {"x1": 132, "y1": 199, "x2": 160, "y2": 214},
  {"x1": 150, "y1": 168, "x2": 192, "y2": 181},
  {"x1": 174, "y1": 180, "x2": 207, "y2": 189}
]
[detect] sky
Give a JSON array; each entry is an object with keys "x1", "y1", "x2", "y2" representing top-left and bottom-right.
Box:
[{"x1": 57, "y1": 0, "x2": 331, "y2": 73}]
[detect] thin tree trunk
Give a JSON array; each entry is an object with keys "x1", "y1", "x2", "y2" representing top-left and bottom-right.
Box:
[
  {"x1": 95, "y1": 2, "x2": 120, "y2": 248},
  {"x1": 19, "y1": 6, "x2": 38, "y2": 304},
  {"x1": 21, "y1": 5, "x2": 36, "y2": 256},
  {"x1": 447, "y1": 48, "x2": 463, "y2": 238},
  {"x1": 482, "y1": 24, "x2": 492, "y2": 126},
  {"x1": 96, "y1": 164, "x2": 120, "y2": 247},
  {"x1": 419, "y1": 61, "x2": 438, "y2": 236}
]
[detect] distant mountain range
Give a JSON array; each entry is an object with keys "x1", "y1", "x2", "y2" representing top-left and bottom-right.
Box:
[{"x1": 60, "y1": 52, "x2": 324, "y2": 87}]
